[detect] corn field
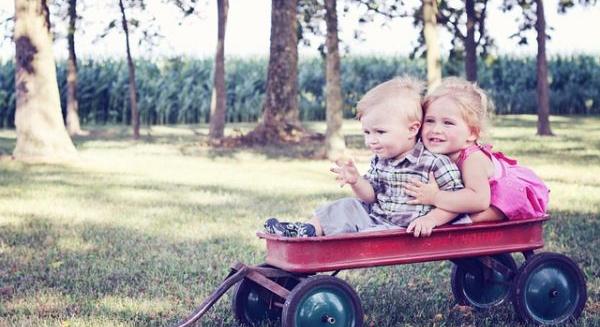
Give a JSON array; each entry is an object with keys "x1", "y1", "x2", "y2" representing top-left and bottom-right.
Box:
[{"x1": 0, "y1": 55, "x2": 599, "y2": 128}]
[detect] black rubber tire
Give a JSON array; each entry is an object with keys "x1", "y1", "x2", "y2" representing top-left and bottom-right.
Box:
[
  {"x1": 511, "y1": 252, "x2": 587, "y2": 325},
  {"x1": 451, "y1": 253, "x2": 517, "y2": 310},
  {"x1": 231, "y1": 265, "x2": 299, "y2": 326},
  {"x1": 281, "y1": 275, "x2": 363, "y2": 327}
]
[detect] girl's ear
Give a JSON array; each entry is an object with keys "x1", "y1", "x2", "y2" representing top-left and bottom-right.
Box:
[
  {"x1": 408, "y1": 120, "x2": 421, "y2": 138},
  {"x1": 468, "y1": 127, "x2": 479, "y2": 142}
]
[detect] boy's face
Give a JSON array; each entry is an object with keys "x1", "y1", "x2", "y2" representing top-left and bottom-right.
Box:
[{"x1": 361, "y1": 105, "x2": 420, "y2": 161}]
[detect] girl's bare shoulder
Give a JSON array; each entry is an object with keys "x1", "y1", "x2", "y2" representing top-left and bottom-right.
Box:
[{"x1": 462, "y1": 149, "x2": 495, "y2": 177}]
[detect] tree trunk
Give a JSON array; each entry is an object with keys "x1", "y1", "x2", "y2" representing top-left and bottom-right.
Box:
[
  {"x1": 119, "y1": 0, "x2": 140, "y2": 139},
  {"x1": 209, "y1": 0, "x2": 229, "y2": 140},
  {"x1": 324, "y1": 0, "x2": 345, "y2": 159},
  {"x1": 13, "y1": 0, "x2": 77, "y2": 161},
  {"x1": 465, "y1": 0, "x2": 477, "y2": 82},
  {"x1": 423, "y1": 0, "x2": 441, "y2": 89},
  {"x1": 248, "y1": 0, "x2": 301, "y2": 144},
  {"x1": 535, "y1": 0, "x2": 553, "y2": 136},
  {"x1": 66, "y1": 0, "x2": 84, "y2": 136}
]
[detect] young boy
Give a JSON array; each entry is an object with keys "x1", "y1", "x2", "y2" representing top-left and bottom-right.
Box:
[{"x1": 265, "y1": 77, "x2": 463, "y2": 237}]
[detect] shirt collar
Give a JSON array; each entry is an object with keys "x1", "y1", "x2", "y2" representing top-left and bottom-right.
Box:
[{"x1": 383, "y1": 141, "x2": 423, "y2": 167}]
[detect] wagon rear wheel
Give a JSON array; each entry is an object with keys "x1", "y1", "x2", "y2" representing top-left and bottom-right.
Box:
[
  {"x1": 282, "y1": 275, "x2": 363, "y2": 327},
  {"x1": 511, "y1": 252, "x2": 587, "y2": 325},
  {"x1": 231, "y1": 265, "x2": 299, "y2": 326},
  {"x1": 451, "y1": 253, "x2": 517, "y2": 310}
]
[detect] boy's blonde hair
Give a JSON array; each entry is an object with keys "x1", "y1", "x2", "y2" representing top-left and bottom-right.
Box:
[
  {"x1": 356, "y1": 76, "x2": 425, "y2": 123},
  {"x1": 423, "y1": 77, "x2": 492, "y2": 139}
]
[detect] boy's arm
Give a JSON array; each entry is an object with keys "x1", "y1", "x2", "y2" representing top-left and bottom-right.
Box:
[
  {"x1": 406, "y1": 208, "x2": 457, "y2": 237},
  {"x1": 331, "y1": 158, "x2": 377, "y2": 204},
  {"x1": 350, "y1": 177, "x2": 376, "y2": 204}
]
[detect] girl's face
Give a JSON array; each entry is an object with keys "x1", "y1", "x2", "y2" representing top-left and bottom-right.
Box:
[{"x1": 421, "y1": 97, "x2": 477, "y2": 161}]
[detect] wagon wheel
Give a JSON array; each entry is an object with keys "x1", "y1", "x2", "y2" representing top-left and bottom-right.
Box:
[
  {"x1": 511, "y1": 252, "x2": 587, "y2": 325},
  {"x1": 231, "y1": 265, "x2": 299, "y2": 326},
  {"x1": 281, "y1": 275, "x2": 363, "y2": 327},
  {"x1": 451, "y1": 253, "x2": 517, "y2": 310}
]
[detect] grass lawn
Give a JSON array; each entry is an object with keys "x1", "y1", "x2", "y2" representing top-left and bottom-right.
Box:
[{"x1": 0, "y1": 115, "x2": 598, "y2": 326}]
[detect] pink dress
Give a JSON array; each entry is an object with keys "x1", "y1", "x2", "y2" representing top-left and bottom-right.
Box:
[{"x1": 457, "y1": 144, "x2": 549, "y2": 220}]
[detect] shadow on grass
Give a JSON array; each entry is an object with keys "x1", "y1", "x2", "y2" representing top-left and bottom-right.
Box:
[
  {"x1": 70, "y1": 125, "x2": 370, "y2": 161},
  {"x1": 0, "y1": 215, "x2": 260, "y2": 326}
]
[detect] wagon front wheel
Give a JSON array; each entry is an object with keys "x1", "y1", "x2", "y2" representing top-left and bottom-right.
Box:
[
  {"x1": 451, "y1": 253, "x2": 517, "y2": 310},
  {"x1": 512, "y1": 252, "x2": 587, "y2": 325},
  {"x1": 231, "y1": 266, "x2": 299, "y2": 326},
  {"x1": 282, "y1": 275, "x2": 363, "y2": 327}
]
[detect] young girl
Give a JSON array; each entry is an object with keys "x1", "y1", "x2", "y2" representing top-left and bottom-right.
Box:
[{"x1": 405, "y1": 77, "x2": 549, "y2": 222}]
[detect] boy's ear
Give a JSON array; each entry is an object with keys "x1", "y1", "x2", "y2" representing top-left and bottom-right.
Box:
[{"x1": 408, "y1": 120, "x2": 421, "y2": 137}]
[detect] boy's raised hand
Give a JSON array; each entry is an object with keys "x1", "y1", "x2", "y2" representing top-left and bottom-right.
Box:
[
  {"x1": 330, "y1": 159, "x2": 360, "y2": 187},
  {"x1": 406, "y1": 172, "x2": 440, "y2": 205}
]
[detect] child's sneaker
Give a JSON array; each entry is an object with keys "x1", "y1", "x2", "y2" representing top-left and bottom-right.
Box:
[
  {"x1": 263, "y1": 218, "x2": 316, "y2": 237},
  {"x1": 288, "y1": 222, "x2": 317, "y2": 237},
  {"x1": 264, "y1": 217, "x2": 289, "y2": 236}
]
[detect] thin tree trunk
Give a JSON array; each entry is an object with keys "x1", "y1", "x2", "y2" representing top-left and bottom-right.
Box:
[
  {"x1": 535, "y1": 0, "x2": 553, "y2": 135},
  {"x1": 66, "y1": 0, "x2": 84, "y2": 136},
  {"x1": 465, "y1": 0, "x2": 477, "y2": 82},
  {"x1": 324, "y1": 0, "x2": 345, "y2": 159},
  {"x1": 209, "y1": 0, "x2": 229, "y2": 140},
  {"x1": 248, "y1": 0, "x2": 301, "y2": 144},
  {"x1": 423, "y1": 0, "x2": 441, "y2": 89},
  {"x1": 119, "y1": 0, "x2": 139, "y2": 139},
  {"x1": 13, "y1": 0, "x2": 77, "y2": 161}
]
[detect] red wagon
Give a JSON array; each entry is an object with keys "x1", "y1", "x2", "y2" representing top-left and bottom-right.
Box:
[{"x1": 176, "y1": 217, "x2": 587, "y2": 326}]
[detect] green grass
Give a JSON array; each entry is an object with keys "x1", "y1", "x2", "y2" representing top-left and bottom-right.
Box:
[{"x1": 0, "y1": 115, "x2": 598, "y2": 326}]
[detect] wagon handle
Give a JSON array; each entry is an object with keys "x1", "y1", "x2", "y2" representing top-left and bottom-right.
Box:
[{"x1": 174, "y1": 264, "x2": 249, "y2": 327}]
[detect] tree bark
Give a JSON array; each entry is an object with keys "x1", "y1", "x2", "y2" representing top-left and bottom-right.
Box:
[
  {"x1": 13, "y1": 0, "x2": 77, "y2": 161},
  {"x1": 119, "y1": 0, "x2": 140, "y2": 139},
  {"x1": 248, "y1": 0, "x2": 301, "y2": 144},
  {"x1": 465, "y1": 0, "x2": 478, "y2": 82},
  {"x1": 66, "y1": 0, "x2": 84, "y2": 136},
  {"x1": 209, "y1": 0, "x2": 229, "y2": 140},
  {"x1": 324, "y1": 0, "x2": 346, "y2": 159},
  {"x1": 423, "y1": 0, "x2": 441, "y2": 89},
  {"x1": 535, "y1": 0, "x2": 553, "y2": 135}
]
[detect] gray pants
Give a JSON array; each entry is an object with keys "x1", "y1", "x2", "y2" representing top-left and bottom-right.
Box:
[{"x1": 314, "y1": 198, "x2": 401, "y2": 236}]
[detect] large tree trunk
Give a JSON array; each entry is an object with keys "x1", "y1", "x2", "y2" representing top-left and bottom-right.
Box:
[
  {"x1": 465, "y1": 0, "x2": 477, "y2": 82},
  {"x1": 247, "y1": 0, "x2": 301, "y2": 144},
  {"x1": 119, "y1": 0, "x2": 140, "y2": 139},
  {"x1": 209, "y1": 0, "x2": 229, "y2": 140},
  {"x1": 535, "y1": 0, "x2": 553, "y2": 136},
  {"x1": 66, "y1": 0, "x2": 84, "y2": 136},
  {"x1": 423, "y1": 0, "x2": 441, "y2": 89},
  {"x1": 13, "y1": 0, "x2": 77, "y2": 161},
  {"x1": 324, "y1": 0, "x2": 345, "y2": 159}
]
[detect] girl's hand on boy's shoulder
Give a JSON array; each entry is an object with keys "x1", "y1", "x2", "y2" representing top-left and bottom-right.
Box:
[
  {"x1": 406, "y1": 172, "x2": 440, "y2": 205},
  {"x1": 330, "y1": 158, "x2": 359, "y2": 187}
]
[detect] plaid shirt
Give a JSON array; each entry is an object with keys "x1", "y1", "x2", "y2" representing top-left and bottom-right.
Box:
[{"x1": 364, "y1": 141, "x2": 463, "y2": 226}]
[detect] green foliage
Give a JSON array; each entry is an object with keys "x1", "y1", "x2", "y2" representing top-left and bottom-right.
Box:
[
  {"x1": 1, "y1": 55, "x2": 600, "y2": 128},
  {"x1": 0, "y1": 61, "x2": 15, "y2": 128}
]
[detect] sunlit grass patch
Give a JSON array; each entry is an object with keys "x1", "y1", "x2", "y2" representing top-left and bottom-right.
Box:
[{"x1": 0, "y1": 115, "x2": 598, "y2": 326}]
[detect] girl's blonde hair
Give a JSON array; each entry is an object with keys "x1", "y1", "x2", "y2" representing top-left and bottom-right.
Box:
[
  {"x1": 356, "y1": 76, "x2": 425, "y2": 123},
  {"x1": 422, "y1": 77, "x2": 493, "y2": 139}
]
